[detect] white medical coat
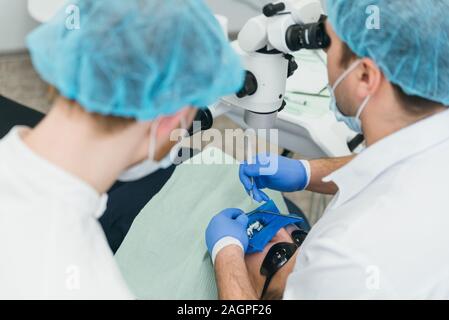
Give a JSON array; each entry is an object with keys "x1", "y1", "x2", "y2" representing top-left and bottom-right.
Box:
[
  {"x1": 285, "y1": 109, "x2": 449, "y2": 299},
  {"x1": 0, "y1": 127, "x2": 133, "y2": 299}
]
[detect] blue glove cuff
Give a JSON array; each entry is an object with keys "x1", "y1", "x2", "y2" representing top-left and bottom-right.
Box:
[
  {"x1": 298, "y1": 160, "x2": 311, "y2": 191},
  {"x1": 211, "y1": 237, "x2": 244, "y2": 265}
]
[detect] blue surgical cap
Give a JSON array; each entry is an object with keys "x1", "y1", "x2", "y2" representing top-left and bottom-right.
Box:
[
  {"x1": 27, "y1": 0, "x2": 245, "y2": 120},
  {"x1": 327, "y1": 0, "x2": 449, "y2": 106}
]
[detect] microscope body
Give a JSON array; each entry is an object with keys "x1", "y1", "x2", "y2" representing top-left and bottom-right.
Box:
[
  {"x1": 222, "y1": 0, "x2": 327, "y2": 129},
  {"x1": 223, "y1": 45, "x2": 289, "y2": 129}
]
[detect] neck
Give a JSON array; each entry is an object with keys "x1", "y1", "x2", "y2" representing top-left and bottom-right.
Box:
[
  {"x1": 22, "y1": 100, "x2": 146, "y2": 194},
  {"x1": 362, "y1": 97, "x2": 446, "y2": 146}
]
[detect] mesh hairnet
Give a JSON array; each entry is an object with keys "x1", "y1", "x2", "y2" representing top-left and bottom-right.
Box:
[
  {"x1": 327, "y1": 0, "x2": 449, "y2": 106},
  {"x1": 27, "y1": 0, "x2": 245, "y2": 120}
]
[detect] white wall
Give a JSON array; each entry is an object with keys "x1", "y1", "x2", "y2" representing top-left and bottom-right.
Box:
[
  {"x1": 0, "y1": 0, "x2": 38, "y2": 53},
  {"x1": 1, "y1": 0, "x2": 323, "y2": 53},
  {"x1": 0, "y1": 0, "x2": 258, "y2": 53},
  {"x1": 206, "y1": 0, "x2": 263, "y2": 34}
]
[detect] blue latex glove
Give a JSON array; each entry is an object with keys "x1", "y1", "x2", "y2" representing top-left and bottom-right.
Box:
[
  {"x1": 206, "y1": 209, "x2": 250, "y2": 260},
  {"x1": 239, "y1": 154, "x2": 310, "y2": 202}
]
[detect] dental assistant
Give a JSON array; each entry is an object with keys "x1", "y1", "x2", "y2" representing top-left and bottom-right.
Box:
[
  {"x1": 0, "y1": 0, "x2": 244, "y2": 299},
  {"x1": 206, "y1": 0, "x2": 449, "y2": 299}
]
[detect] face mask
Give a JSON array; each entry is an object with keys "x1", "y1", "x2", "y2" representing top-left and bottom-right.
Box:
[
  {"x1": 246, "y1": 200, "x2": 304, "y2": 254},
  {"x1": 328, "y1": 60, "x2": 371, "y2": 133},
  {"x1": 118, "y1": 117, "x2": 188, "y2": 182}
]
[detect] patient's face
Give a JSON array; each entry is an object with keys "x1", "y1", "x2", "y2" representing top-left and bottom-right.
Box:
[{"x1": 245, "y1": 226, "x2": 299, "y2": 300}]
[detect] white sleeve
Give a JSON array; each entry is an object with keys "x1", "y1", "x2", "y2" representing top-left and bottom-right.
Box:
[{"x1": 283, "y1": 237, "x2": 398, "y2": 300}]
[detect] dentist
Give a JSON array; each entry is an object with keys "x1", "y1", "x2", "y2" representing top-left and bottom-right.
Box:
[{"x1": 207, "y1": 0, "x2": 449, "y2": 299}]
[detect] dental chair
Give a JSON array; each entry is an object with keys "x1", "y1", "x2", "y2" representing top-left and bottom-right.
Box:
[
  {"x1": 0, "y1": 95, "x2": 308, "y2": 254},
  {"x1": 0, "y1": 95, "x2": 44, "y2": 137}
]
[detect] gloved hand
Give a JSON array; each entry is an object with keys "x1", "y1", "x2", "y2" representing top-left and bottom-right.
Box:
[
  {"x1": 239, "y1": 154, "x2": 311, "y2": 202},
  {"x1": 205, "y1": 208, "x2": 249, "y2": 264}
]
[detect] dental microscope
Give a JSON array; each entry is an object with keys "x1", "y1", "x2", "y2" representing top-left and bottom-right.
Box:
[{"x1": 195, "y1": 0, "x2": 330, "y2": 132}]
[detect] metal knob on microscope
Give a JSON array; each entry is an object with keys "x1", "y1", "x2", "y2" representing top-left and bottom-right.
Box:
[
  {"x1": 237, "y1": 71, "x2": 258, "y2": 98},
  {"x1": 263, "y1": 2, "x2": 286, "y2": 17}
]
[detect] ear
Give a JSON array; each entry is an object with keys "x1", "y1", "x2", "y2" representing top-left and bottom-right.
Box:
[
  {"x1": 156, "y1": 107, "x2": 193, "y2": 138},
  {"x1": 357, "y1": 58, "x2": 383, "y2": 99}
]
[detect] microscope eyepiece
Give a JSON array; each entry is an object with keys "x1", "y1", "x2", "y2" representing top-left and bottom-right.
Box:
[{"x1": 285, "y1": 15, "x2": 331, "y2": 51}]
